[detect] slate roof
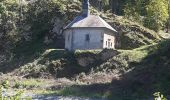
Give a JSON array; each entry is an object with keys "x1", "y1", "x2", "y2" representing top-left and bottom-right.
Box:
[{"x1": 64, "y1": 15, "x2": 117, "y2": 32}]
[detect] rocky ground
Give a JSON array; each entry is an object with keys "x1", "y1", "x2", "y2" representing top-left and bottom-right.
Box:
[{"x1": 0, "y1": 73, "x2": 116, "y2": 100}]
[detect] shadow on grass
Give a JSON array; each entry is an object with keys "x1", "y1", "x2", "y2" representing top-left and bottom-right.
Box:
[{"x1": 40, "y1": 83, "x2": 111, "y2": 99}]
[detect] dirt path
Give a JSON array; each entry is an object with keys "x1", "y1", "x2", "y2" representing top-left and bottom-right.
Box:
[{"x1": 30, "y1": 95, "x2": 107, "y2": 100}]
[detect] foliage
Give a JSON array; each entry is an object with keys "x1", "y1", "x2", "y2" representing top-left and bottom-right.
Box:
[
  {"x1": 14, "y1": 79, "x2": 42, "y2": 89},
  {"x1": 0, "y1": 0, "x2": 19, "y2": 53},
  {"x1": 101, "y1": 12, "x2": 160, "y2": 49},
  {"x1": 123, "y1": 0, "x2": 169, "y2": 32},
  {"x1": 123, "y1": 0, "x2": 142, "y2": 23},
  {"x1": 0, "y1": 80, "x2": 25, "y2": 100},
  {"x1": 25, "y1": 0, "x2": 65, "y2": 40},
  {"x1": 144, "y1": 0, "x2": 169, "y2": 32},
  {"x1": 154, "y1": 92, "x2": 167, "y2": 100}
]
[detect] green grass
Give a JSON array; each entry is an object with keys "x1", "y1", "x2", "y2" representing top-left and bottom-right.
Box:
[
  {"x1": 108, "y1": 40, "x2": 170, "y2": 100},
  {"x1": 16, "y1": 43, "x2": 161, "y2": 78},
  {"x1": 13, "y1": 79, "x2": 44, "y2": 89},
  {"x1": 117, "y1": 43, "x2": 158, "y2": 62},
  {"x1": 74, "y1": 50, "x2": 102, "y2": 55},
  {"x1": 34, "y1": 86, "x2": 109, "y2": 99},
  {"x1": 95, "y1": 43, "x2": 159, "y2": 72}
]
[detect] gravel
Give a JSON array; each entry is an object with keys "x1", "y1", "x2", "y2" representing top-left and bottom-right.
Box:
[{"x1": 31, "y1": 95, "x2": 107, "y2": 100}]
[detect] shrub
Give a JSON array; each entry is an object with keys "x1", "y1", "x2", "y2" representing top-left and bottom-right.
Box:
[
  {"x1": 154, "y1": 92, "x2": 167, "y2": 100},
  {"x1": 0, "y1": 80, "x2": 26, "y2": 100}
]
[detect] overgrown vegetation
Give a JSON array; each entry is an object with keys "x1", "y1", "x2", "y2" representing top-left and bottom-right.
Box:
[{"x1": 0, "y1": 80, "x2": 26, "y2": 100}]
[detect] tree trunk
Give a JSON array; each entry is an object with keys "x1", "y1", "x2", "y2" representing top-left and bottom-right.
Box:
[{"x1": 110, "y1": 0, "x2": 119, "y2": 14}]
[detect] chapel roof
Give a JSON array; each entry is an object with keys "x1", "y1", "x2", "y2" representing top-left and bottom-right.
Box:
[{"x1": 64, "y1": 15, "x2": 117, "y2": 32}]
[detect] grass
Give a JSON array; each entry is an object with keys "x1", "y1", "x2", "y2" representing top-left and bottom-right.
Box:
[
  {"x1": 117, "y1": 43, "x2": 158, "y2": 62},
  {"x1": 74, "y1": 50, "x2": 102, "y2": 55},
  {"x1": 108, "y1": 40, "x2": 170, "y2": 100},
  {"x1": 33, "y1": 86, "x2": 109, "y2": 99},
  {"x1": 1, "y1": 40, "x2": 169, "y2": 100},
  {"x1": 13, "y1": 79, "x2": 44, "y2": 89},
  {"x1": 95, "y1": 43, "x2": 159, "y2": 73},
  {"x1": 58, "y1": 86, "x2": 107, "y2": 98},
  {"x1": 15, "y1": 43, "x2": 160, "y2": 79}
]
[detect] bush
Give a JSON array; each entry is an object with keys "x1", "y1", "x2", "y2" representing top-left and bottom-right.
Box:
[
  {"x1": 154, "y1": 92, "x2": 167, "y2": 100},
  {"x1": 0, "y1": 80, "x2": 26, "y2": 100}
]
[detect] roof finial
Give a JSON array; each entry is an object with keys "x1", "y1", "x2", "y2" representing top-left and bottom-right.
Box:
[{"x1": 82, "y1": 0, "x2": 89, "y2": 17}]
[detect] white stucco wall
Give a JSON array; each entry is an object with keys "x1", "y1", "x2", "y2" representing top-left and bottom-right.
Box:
[
  {"x1": 65, "y1": 28, "x2": 104, "y2": 51},
  {"x1": 64, "y1": 28, "x2": 116, "y2": 51},
  {"x1": 103, "y1": 31, "x2": 115, "y2": 49},
  {"x1": 73, "y1": 28, "x2": 103, "y2": 50}
]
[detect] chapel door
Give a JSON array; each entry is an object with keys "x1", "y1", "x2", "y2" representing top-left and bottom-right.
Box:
[{"x1": 108, "y1": 39, "x2": 111, "y2": 48}]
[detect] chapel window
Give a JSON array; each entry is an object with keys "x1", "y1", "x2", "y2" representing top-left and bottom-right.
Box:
[
  {"x1": 108, "y1": 39, "x2": 111, "y2": 48},
  {"x1": 85, "y1": 34, "x2": 90, "y2": 41},
  {"x1": 68, "y1": 34, "x2": 70, "y2": 41}
]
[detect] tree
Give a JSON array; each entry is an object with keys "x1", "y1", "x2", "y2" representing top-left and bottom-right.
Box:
[
  {"x1": 144, "y1": 0, "x2": 168, "y2": 32},
  {"x1": 123, "y1": 0, "x2": 143, "y2": 23},
  {"x1": 25, "y1": 0, "x2": 65, "y2": 40},
  {"x1": 0, "y1": 0, "x2": 19, "y2": 53}
]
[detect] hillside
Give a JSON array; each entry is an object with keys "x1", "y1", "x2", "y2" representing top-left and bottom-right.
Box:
[
  {"x1": 0, "y1": 0, "x2": 161, "y2": 72},
  {"x1": 101, "y1": 13, "x2": 160, "y2": 49},
  {"x1": 3, "y1": 39, "x2": 168, "y2": 100},
  {"x1": 109, "y1": 40, "x2": 170, "y2": 99},
  {"x1": 0, "y1": 0, "x2": 169, "y2": 100},
  {"x1": 75, "y1": 40, "x2": 170, "y2": 100}
]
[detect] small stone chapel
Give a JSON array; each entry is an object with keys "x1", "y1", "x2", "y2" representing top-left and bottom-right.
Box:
[{"x1": 64, "y1": 0, "x2": 118, "y2": 51}]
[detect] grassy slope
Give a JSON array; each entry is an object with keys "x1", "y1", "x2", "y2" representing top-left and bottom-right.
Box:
[
  {"x1": 109, "y1": 40, "x2": 170, "y2": 100},
  {"x1": 34, "y1": 40, "x2": 170, "y2": 100},
  {"x1": 40, "y1": 40, "x2": 169, "y2": 100}
]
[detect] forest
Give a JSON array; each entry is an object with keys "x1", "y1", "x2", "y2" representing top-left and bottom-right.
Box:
[{"x1": 93, "y1": 0, "x2": 169, "y2": 33}]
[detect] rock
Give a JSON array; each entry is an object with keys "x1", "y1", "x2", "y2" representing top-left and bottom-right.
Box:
[
  {"x1": 0, "y1": 72, "x2": 3, "y2": 76},
  {"x1": 56, "y1": 78, "x2": 75, "y2": 85},
  {"x1": 77, "y1": 57, "x2": 95, "y2": 67},
  {"x1": 100, "y1": 49, "x2": 119, "y2": 61}
]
